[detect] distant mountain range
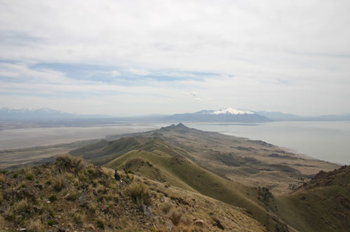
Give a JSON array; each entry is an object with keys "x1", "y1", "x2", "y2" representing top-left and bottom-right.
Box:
[
  {"x1": 1, "y1": 107, "x2": 350, "y2": 122},
  {"x1": 0, "y1": 107, "x2": 109, "y2": 120},
  {"x1": 167, "y1": 108, "x2": 271, "y2": 122},
  {"x1": 256, "y1": 111, "x2": 350, "y2": 121}
]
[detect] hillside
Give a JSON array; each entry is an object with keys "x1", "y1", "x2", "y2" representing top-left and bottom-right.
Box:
[
  {"x1": 0, "y1": 155, "x2": 264, "y2": 232},
  {"x1": 2, "y1": 123, "x2": 347, "y2": 231},
  {"x1": 69, "y1": 123, "x2": 343, "y2": 232},
  {"x1": 275, "y1": 165, "x2": 350, "y2": 232}
]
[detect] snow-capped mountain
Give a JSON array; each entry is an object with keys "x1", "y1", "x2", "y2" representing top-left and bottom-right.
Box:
[
  {"x1": 211, "y1": 108, "x2": 254, "y2": 115},
  {"x1": 168, "y1": 108, "x2": 271, "y2": 122}
]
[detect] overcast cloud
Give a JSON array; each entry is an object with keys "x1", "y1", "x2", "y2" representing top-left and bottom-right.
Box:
[{"x1": 0, "y1": 0, "x2": 349, "y2": 116}]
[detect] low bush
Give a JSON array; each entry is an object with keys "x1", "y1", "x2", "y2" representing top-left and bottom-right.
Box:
[
  {"x1": 127, "y1": 182, "x2": 151, "y2": 207},
  {"x1": 168, "y1": 208, "x2": 182, "y2": 225},
  {"x1": 161, "y1": 202, "x2": 172, "y2": 214},
  {"x1": 27, "y1": 219, "x2": 45, "y2": 232},
  {"x1": 53, "y1": 174, "x2": 67, "y2": 192}
]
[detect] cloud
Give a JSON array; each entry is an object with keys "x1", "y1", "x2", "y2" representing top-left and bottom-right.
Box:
[
  {"x1": 0, "y1": 0, "x2": 349, "y2": 115},
  {"x1": 110, "y1": 70, "x2": 121, "y2": 77},
  {"x1": 128, "y1": 68, "x2": 150, "y2": 76}
]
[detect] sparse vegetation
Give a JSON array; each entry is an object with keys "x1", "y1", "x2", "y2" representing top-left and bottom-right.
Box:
[
  {"x1": 24, "y1": 168, "x2": 34, "y2": 180},
  {"x1": 27, "y1": 219, "x2": 45, "y2": 232},
  {"x1": 127, "y1": 182, "x2": 151, "y2": 207},
  {"x1": 0, "y1": 153, "x2": 266, "y2": 231},
  {"x1": 168, "y1": 208, "x2": 182, "y2": 225},
  {"x1": 53, "y1": 174, "x2": 66, "y2": 191},
  {"x1": 161, "y1": 202, "x2": 172, "y2": 214}
]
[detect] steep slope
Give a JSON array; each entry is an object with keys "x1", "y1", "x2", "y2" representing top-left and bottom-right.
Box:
[
  {"x1": 0, "y1": 155, "x2": 265, "y2": 232},
  {"x1": 275, "y1": 165, "x2": 350, "y2": 232}
]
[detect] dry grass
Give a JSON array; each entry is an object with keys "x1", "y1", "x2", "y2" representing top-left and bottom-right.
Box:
[
  {"x1": 53, "y1": 174, "x2": 67, "y2": 191},
  {"x1": 101, "y1": 166, "x2": 112, "y2": 177},
  {"x1": 168, "y1": 208, "x2": 182, "y2": 226},
  {"x1": 127, "y1": 182, "x2": 151, "y2": 206},
  {"x1": 24, "y1": 168, "x2": 34, "y2": 181},
  {"x1": 161, "y1": 202, "x2": 173, "y2": 214},
  {"x1": 0, "y1": 215, "x2": 6, "y2": 230},
  {"x1": 56, "y1": 154, "x2": 87, "y2": 175},
  {"x1": 0, "y1": 173, "x2": 5, "y2": 183},
  {"x1": 72, "y1": 212, "x2": 86, "y2": 225},
  {"x1": 27, "y1": 219, "x2": 45, "y2": 232},
  {"x1": 0, "y1": 154, "x2": 265, "y2": 232},
  {"x1": 14, "y1": 199, "x2": 31, "y2": 213}
]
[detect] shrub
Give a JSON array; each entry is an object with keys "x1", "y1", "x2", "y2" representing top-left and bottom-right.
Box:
[
  {"x1": 27, "y1": 219, "x2": 45, "y2": 232},
  {"x1": 127, "y1": 183, "x2": 151, "y2": 206},
  {"x1": 24, "y1": 168, "x2": 34, "y2": 181},
  {"x1": 73, "y1": 212, "x2": 85, "y2": 225},
  {"x1": 66, "y1": 189, "x2": 78, "y2": 201},
  {"x1": 47, "y1": 219, "x2": 55, "y2": 226},
  {"x1": 54, "y1": 174, "x2": 67, "y2": 192},
  {"x1": 101, "y1": 167, "x2": 111, "y2": 177},
  {"x1": 56, "y1": 154, "x2": 86, "y2": 174},
  {"x1": 96, "y1": 218, "x2": 105, "y2": 229},
  {"x1": 5, "y1": 199, "x2": 32, "y2": 223},
  {"x1": 168, "y1": 208, "x2": 182, "y2": 225},
  {"x1": 14, "y1": 199, "x2": 31, "y2": 214},
  {"x1": 48, "y1": 194, "x2": 57, "y2": 202},
  {"x1": 161, "y1": 202, "x2": 172, "y2": 214},
  {"x1": 88, "y1": 201, "x2": 97, "y2": 213},
  {"x1": 77, "y1": 169, "x2": 89, "y2": 182}
]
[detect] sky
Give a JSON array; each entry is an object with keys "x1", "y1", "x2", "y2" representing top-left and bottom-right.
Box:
[{"x1": 0, "y1": 0, "x2": 349, "y2": 116}]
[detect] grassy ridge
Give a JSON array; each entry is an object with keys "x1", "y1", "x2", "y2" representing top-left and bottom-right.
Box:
[
  {"x1": 105, "y1": 140, "x2": 289, "y2": 231},
  {"x1": 67, "y1": 123, "x2": 346, "y2": 232}
]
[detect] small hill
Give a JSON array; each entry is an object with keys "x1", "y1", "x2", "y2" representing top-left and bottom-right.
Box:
[{"x1": 0, "y1": 155, "x2": 265, "y2": 232}]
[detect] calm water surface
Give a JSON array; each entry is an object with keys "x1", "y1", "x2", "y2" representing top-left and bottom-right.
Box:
[
  {"x1": 0, "y1": 121, "x2": 349, "y2": 165},
  {"x1": 184, "y1": 121, "x2": 350, "y2": 165}
]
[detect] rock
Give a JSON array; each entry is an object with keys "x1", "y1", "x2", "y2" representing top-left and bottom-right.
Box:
[{"x1": 194, "y1": 219, "x2": 204, "y2": 226}]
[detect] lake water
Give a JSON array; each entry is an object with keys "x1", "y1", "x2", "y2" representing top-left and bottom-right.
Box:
[
  {"x1": 184, "y1": 121, "x2": 350, "y2": 165},
  {"x1": 0, "y1": 121, "x2": 349, "y2": 165}
]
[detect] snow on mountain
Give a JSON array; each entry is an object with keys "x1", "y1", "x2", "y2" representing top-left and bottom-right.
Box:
[
  {"x1": 168, "y1": 108, "x2": 270, "y2": 122},
  {"x1": 211, "y1": 108, "x2": 254, "y2": 115}
]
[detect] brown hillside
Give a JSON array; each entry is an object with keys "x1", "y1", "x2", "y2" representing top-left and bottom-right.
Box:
[
  {"x1": 0, "y1": 155, "x2": 265, "y2": 232},
  {"x1": 275, "y1": 165, "x2": 350, "y2": 232}
]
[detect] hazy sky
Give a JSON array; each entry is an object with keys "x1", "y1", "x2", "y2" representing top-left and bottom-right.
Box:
[{"x1": 1, "y1": 0, "x2": 349, "y2": 116}]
